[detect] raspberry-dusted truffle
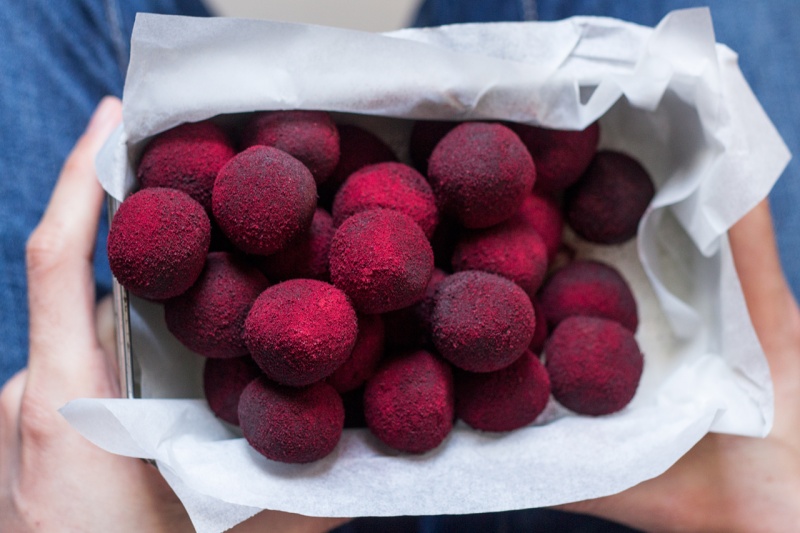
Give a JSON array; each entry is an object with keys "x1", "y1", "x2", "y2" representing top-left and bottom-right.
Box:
[
  {"x1": 137, "y1": 120, "x2": 235, "y2": 211},
  {"x1": 565, "y1": 150, "x2": 655, "y2": 244},
  {"x1": 409, "y1": 120, "x2": 458, "y2": 173},
  {"x1": 238, "y1": 377, "x2": 344, "y2": 463},
  {"x1": 241, "y1": 110, "x2": 340, "y2": 184},
  {"x1": 364, "y1": 350, "x2": 454, "y2": 454},
  {"x1": 244, "y1": 279, "x2": 358, "y2": 387},
  {"x1": 332, "y1": 162, "x2": 439, "y2": 239},
  {"x1": 329, "y1": 209, "x2": 434, "y2": 314},
  {"x1": 511, "y1": 193, "x2": 564, "y2": 262},
  {"x1": 431, "y1": 271, "x2": 535, "y2": 373},
  {"x1": 212, "y1": 146, "x2": 316, "y2": 256},
  {"x1": 108, "y1": 188, "x2": 210, "y2": 300},
  {"x1": 508, "y1": 122, "x2": 600, "y2": 193},
  {"x1": 165, "y1": 252, "x2": 268, "y2": 358},
  {"x1": 539, "y1": 260, "x2": 638, "y2": 332},
  {"x1": 451, "y1": 221, "x2": 548, "y2": 298},
  {"x1": 427, "y1": 122, "x2": 536, "y2": 229},
  {"x1": 257, "y1": 208, "x2": 334, "y2": 282},
  {"x1": 327, "y1": 313, "x2": 385, "y2": 393},
  {"x1": 455, "y1": 350, "x2": 550, "y2": 432},
  {"x1": 545, "y1": 316, "x2": 643, "y2": 416},
  {"x1": 529, "y1": 298, "x2": 549, "y2": 355},
  {"x1": 203, "y1": 356, "x2": 262, "y2": 425},
  {"x1": 383, "y1": 268, "x2": 447, "y2": 350}
]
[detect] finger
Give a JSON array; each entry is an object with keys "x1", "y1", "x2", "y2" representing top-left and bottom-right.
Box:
[
  {"x1": 26, "y1": 97, "x2": 122, "y2": 398},
  {"x1": 0, "y1": 369, "x2": 28, "y2": 436}
]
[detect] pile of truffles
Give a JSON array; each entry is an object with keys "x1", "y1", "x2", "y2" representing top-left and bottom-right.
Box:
[{"x1": 108, "y1": 110, "x2": 656, "y2": 464}]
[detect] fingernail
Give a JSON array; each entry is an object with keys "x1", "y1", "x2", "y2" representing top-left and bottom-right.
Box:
[{"x1": 86, "y1": 96, "x2": 120, "y2": 135}]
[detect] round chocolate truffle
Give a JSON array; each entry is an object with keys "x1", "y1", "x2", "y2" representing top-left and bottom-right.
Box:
[
  {"x1": 238, "y1": 377, "x2": 344, "y2": 463},
  {"x1": 511, "y1": 193, "x2": 564, "y2": 262},
  {"x1": 137, "y1": 120, "x2": 235, "y2": 212},
  {"x1": 332, "y1": 162, "x2": 439, "y2": 239},
  {"x1": 212, "y1": 146, "x2": 316, "y2": 256},
  {"x1": 427, "y1": 122, "x2": 536, "y2": 229},
  {"x1": 455, "y1": 350, "x2": 550, "y2": 432},
  {"x1": 364, "y1": 350, "x2": 454, "y2": 454},
  {"x1": 165, "y1": 252, "x2": 268, "y2": 358},
  {"x1": 545, "y1": 316, "x2": 643, "y2": 416},
  {"x1": 329, "y1": 209, "x2": 434, "y2": 314},
  {"x1": 565, "y1": 150, "x2": 655, "y2": 244},
  {"x1": 203, "y1": 356, "x2": 262, "y2": 425},
  {"x1": 244, "y1": 279, "x2": 358, "y2": 387},
  {"x1": 108, "y1": 187, "x2": 210, "y2": 300},
  {"x1": 539, "y1": 260, "x2": 638, "y2": 332},
  {"x1": 508, "y1": 122, "x2": 600, "y2": 193},
  {"x1": 241, "y1": 110, "x2": 340, "y2": 184},
  {"x1": 257, "y1": 208, "x2": 335, "y2": 282},
  {"x1": 327, "y1": 313, "x2": 385, "y2": 393},
  {"x1": 431, "y1": 271, "x2": 535, "y2": 373}
]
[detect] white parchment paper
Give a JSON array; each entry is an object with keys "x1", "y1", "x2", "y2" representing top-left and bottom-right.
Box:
[{"x1": 69, "y1": 8, "x2": 790, "y2": 533}]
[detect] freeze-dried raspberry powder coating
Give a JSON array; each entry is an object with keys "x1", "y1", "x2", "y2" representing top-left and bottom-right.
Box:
[
  {"x1": 330, "y1": 209, "x2": 434, "y2": 314},
  {"x1": 244, "y1": 279, "x2": 358, "y2": 387},
  {"x1": 241, "y1": 110, "x2": 340, "y2": 184},
  {"x1": 165, "y1": 252, "x2": 268, "y2": 358},
  {"x1": 238, "y1": 377, "x2": 344, "y2": 463},
  {"x1": 212, "y1": 146, "x2": 316, "y2": 256},
  {"x1": 455, "y1": 350, "x2": 550, "y2": 432},
  {"x1": 539, "y1": 260, "x2": 638, "y2": 332},
  {"x1": 364, "y1": 350, "x2": 454, "y2": 454},
  {"x1": 545, "y1": 316, "x2": 643, "y2": 416},
  {"x1": 108, "y1": 188, "x2": 210, "y2": 300},
  {"x1": 137, "y1": 120, "x2": 235, "y2": 212},
  {"x1": 203, "y1": 356, "x2": 262, "y2": 425},
  {"x1": 427, "y1": 122, "x2": 536, "y2": 229},
  {"x1": 333, "y1": 162, "x2": 439, "y2": 239},
  {"x1": 511, "y1": 193, "x2": 564, "y2": 262},
  {"x1": 257, "y1": 208, "x2": 334, "y2": 282},
  {"x1": 327, "y1": 313, "x2": 385, "y2": 393},
  {"x1": 565, "y1": 150, "x2": 655, "y2": 244},
  {"x1": 432, "y1": 271, "x2": 535, "y2": 373}
]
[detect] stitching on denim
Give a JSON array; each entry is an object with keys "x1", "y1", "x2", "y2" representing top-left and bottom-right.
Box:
[{"x1": 104, "y1": 0, "x2": 128, "y2": 76}]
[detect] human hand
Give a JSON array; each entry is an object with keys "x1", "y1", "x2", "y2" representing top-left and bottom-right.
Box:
[
  {"x1": 560, "y1": 200, "x2": 800, "y2": 532},
  {"x1": 0, "y1": 96, "x2": 347, "y2": 533}
]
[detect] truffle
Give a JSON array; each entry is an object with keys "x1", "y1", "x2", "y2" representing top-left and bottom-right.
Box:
[
  {"x1": 244, "y1": 279, "x2": 358, "y2": 387},
  {"x1": 165, "y1": 252, "x2": 268, "y2": 358},
  {"x1": 327, "y1": 313, "x2": 385, "y2": 393},
  {"x1": 508, "y1": 122, "x2": 600, "y2": 193},
  {"x1": 256, "y1": 208, "x2": 335, "y2": 282},
  {"x1": 455, "y1": 350, "x2": 550, "y2": 432},
  {"x1": 137, "y1": 120, "x2": 235, "y2": 211},
  {"x1": 427, "y1": 122, "x2": 536, "y2": 228},
  {"x1": 511, "y1": 193, "x2": 564, "y2": 262},
  {"x1": 544, "y1": 316, "x2": 643, "y2": 416},
  {"x1": 107, "y1": 187, "x2": 210, "y2": 300},
  {"x1": 539, "y1": 260, "x2": 638, "y2": 332},
  {"x1": 238, "y1": 377, "x2": 344, "y2": 463},
  {"x1": 203, "y1": 356, "x2": 262, "y2": 425},
  {"x1": 408, "y1": 120, "x2": 458, "y2": 173},
  {"x1": 332, "y1": 162, "x2": 439, "y2": 239},
  {"x1": 212, "y1": 146, "x2": 316, "y2": 256},
  {"x1": 329, "y1": 209, "x2": 434, "y2": 314},
  {"x1": 431, "y1": 271, "x2": 535, "y2": 373},
  {"x1": 565, "y1": 150, "x2": 655, "y2": 244},
  {"x1": 364, "y1": 350, "x2": 454, "y2": 454},
  {"x1": 241, "y1": 110, "x2": 340, "y2": 184}
]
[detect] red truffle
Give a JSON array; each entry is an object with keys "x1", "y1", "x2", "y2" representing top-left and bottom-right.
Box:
[
  {"x1": 165, "y1": 252, "x2": 268, "y2": 358},
  {"x1": 332, "y1": 162, "x2": 439, "y2": 239},
  {"x1": 409, "y1": 120, "x2": 458, "y2": 173},
  {"x1": 427, "y1": 122, "x2": 536, "y2": 229},
  {"x1": 257, "y1": 208, "x2": 334, "y2": 282},
  {"x1": 108, "y1": 188, "x2": 210, "y2": 300},
  {"x1": 327, "y1": 313, "x2": 385, "y2": 393},
  {"x1": 238, "y1": 377, "x2": 344, "y2": 463},
  {"x1": 241, "y1": 110, "x2": 340, "y2": 184},
  {"x1": 511, "y1": 193, "x2": 564, "y2": 262},
  {"x1": 451, "y1": 221, "x2": 548, "y2": 298},
  {"x1": 329, "y1": 209, "x2": 434, "y2": 314},
  {"x1": 455, "y1": 350, "x2": 550, "y2": 432},
  {"x1": 364, "y1": 350, "x2": 454, "y2": 454},
  {"x1": 539, "y1": 260, "x2": 638, "y2": 332},
  {"x1": 244, "y1": 279, "x2": 358, "y2": 387},
  {"x1": 508, "y1": 122, "x2": 599, "y2": 193},
  {"x1": 137, "y1": 120, "x2": 235, "y2": 211},
  {"x1": 431, "y1": 271, "x2": 535, "y2": 373},
  {"x1": 203, "y1": 356, "x2": 262, "y2": 425},
  {"x1": 565, "y1": 150, "x2": 655, "y2": 244},
  {"x1": 545, "y1": 316, "x2": 643, "y2": 416},
  {"x1": 212, "y1": 146, "x2": 316, "y2": 256},
  {"x1": 529, "y1": 298, "x2": 549, "y2": 355}
]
